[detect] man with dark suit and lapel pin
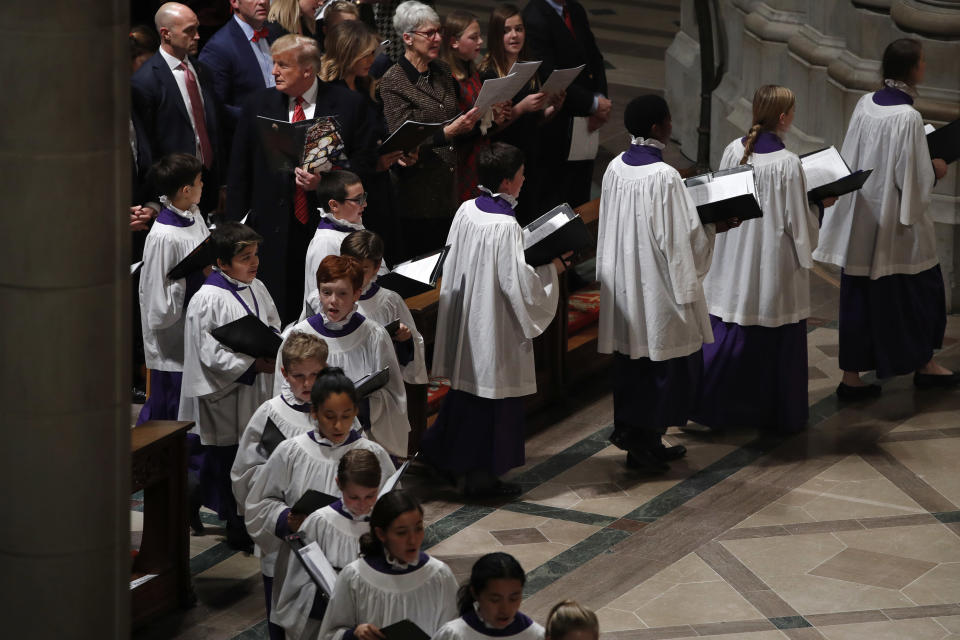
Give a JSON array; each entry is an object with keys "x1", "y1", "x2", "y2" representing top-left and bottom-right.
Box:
[
  {"x1": 523, "y1": 0, "x2": 611, "y2": 209},
  {"x1": 132, "y1": 2, "x2": 224, "y2": 214},
  {"x1": 227, "y1": 34, "x2": 377, "y2": 324},
  {"x1": 199, "y1": 0, "x2": 285, "y2": 137}
]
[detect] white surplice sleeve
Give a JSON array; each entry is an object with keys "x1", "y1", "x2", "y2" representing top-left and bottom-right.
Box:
[
  {"x1": 366, "y1": 323, "x2": 411, "y2": 457},
  {"x1": 781, "y1": 155, "x2": 820, "y2": 270},
  {"x1": 895, "y1": 113, "x2": 936, "y2": 226},
  {"x1": 658, "y1": 175, "x2": 715, "y2": 305},
  {"x1": 140, "y1": 237, "x2": 188, "y2": 332},
  {"x1": 244, "y1": 441, "x2": 297, "y2": 553},
  {"x1": 496, "y1": 225, "x2": 559, "y2": 340}
]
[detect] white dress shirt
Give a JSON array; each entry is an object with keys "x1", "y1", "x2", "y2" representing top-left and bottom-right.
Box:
[
  {"x1": 158, "y1": 46, "x2": 205, "y2": 157},
  {"x1": 287, "y1": 77, "x2": 319, "y2": 121}
]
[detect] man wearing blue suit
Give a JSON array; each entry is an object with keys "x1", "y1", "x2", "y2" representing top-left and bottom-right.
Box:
[
  {"x1": 132, "y1": 2, "x2": 223, "y2": 214},
  {"x1": 199, "y1": 0, "x2": 285, "y2": 137}
]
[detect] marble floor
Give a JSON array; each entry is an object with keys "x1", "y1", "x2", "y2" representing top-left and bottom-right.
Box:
[{"x1": 132, "y1": 1, "x2": 960, "y2": 638}]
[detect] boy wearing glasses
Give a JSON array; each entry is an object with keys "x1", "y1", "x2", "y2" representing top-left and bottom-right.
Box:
[{"x1": 302, "y1": 170, "x2": 386, "y2": 316}]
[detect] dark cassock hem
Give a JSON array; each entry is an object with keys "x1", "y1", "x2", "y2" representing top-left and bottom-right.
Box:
[
  {"x1": 694, "y1": 316, "x2": 808, "y2": 434},
  {"x1": 262, "y1": 575, "x2": 285, "y2": 640},
  {"x1": 838, "y1": 265, "x2": 946, "y2": 378},
  {"x1": 135, "y1": 370, "x2": 183, "y2": 425},
  {"x1": 611, "y1": 350, "x2": 702, "y2": 449},
  {"x1": 199, "y1": 443, "x2": 241, "y2": 522},
  {"x1": 419, "y1": 390, "x2": 525, "y2": 477}
]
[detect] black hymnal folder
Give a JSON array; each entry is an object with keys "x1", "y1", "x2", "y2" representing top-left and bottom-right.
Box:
[
  {"x1": 378, "y1": 247, "x2": 450, "y2": 299},
  {"x1": 383, "y1": 318, "x2": 401, "y2": 337},
  {"x1": 257, "y1": 115, "x2": 348, "y2": 174},
  {"x1": 286, "y1": 533, "x2": 338, "y2": 599},
  {"x1": 167, "y1": 236, "x2": 214, "y2": 280},
  {"x1": 522, "y1": 203, "x2": 593, "y2": 267},
  {"x1": 379, "y1": 119, "x2": 448, "y2": 155},
  {"x1": 684, "y1": 165, "x2": 763, "y2": 224},
  {"x1": 800, "y1": 146, "x2": 873, "y2": 202},
  {"x1": 381, "y1": 620, "x2": 430, "y2": 640},
  {"x1": 260, "y1": 418, "x2": 286, "y2": 456},
  {"x1": 926, "y1": 119, "x2": 959, "y2": 164},
  {"x1": 291, "y1": 489, "x2": 337, "y2": 517},
  {"x1": 211, "y1": 315, "x2": 282, "y2": 359},
  {"x1": 354, "y1": 367, "x2": 390, "y2": 398}
]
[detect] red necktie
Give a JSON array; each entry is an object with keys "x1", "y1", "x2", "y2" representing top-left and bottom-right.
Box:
[
  {"x1": 179, "y1": 62, "x2": 213, "y2": 168},
  {"x1": 292, "y1": 96, "x2": 310, "y2": 225},
  {"x1": 251, "y1": 27, "x2": 269, "y2": 43},
  {"x1": 562, "y1": 6, "x2": 576, "y2": 38}
]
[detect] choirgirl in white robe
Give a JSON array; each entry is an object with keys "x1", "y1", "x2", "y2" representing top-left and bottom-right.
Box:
[
  {"x1": 432, "y1": 612, "x2": 544, "y2": 640},
  {"x1": 136, "y1": 200, "x2": 210, "y2": 423},
  {"x1": 813, "y1": 81, "x2": 950, "y2": 385},
  {"x1": 596, "y1": 136, "x2": 715, "y2": 463},
  {"x1": 421, "y1": 192, "x2": 558, "y2": 490},
  {"x1": 696, "y1": 129, "x2": 820, "y2": 433},
  {"x1": 276, "y1": 311, "x2": 411, "y2": 457}
]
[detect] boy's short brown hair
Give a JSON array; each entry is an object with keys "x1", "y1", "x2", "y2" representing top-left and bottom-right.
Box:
[
  {"x1": 340, "y1": 230, "x2": 385, "y2": 265},
  {"x1": 281, "y1": 331, "x2": 329, "y2": 370}
]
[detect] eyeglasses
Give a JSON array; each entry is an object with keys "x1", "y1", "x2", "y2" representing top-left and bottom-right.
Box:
[
  {"x1": 342, "y1": 192, "x2": 368, "y2": 205},
  {"x1": 409, "y1": 29, "x2": 441, "y2": 40}
]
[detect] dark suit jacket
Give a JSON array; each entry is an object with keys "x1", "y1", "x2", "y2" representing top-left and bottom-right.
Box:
[
  {"x1": 131, "y1": 51, "x2": 223, "y2": 182},
  {"x1": 199, "y1": 18, "x2": 285, "y2": 127},
  {"x1": 227, "y1": 82, "x2": 376, "y2": 319}
]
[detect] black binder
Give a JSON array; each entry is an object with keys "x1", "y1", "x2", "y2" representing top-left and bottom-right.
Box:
[
  {"x1": 684, "y1": 165, "x2": 763, "y2": 224},
  {"x1": 261, "y1": 418, "x2": 286, "y2": 456},
  {"x1": 381, "y1": 620, "x2": 430, "y2": 640},
  {"x1": 167, "y1": 236, "x2": 214, "y2": 280},
  {"x1": 522, "y1": 203, "x2": 593, "y2": 267},
  {"x1": 800, "y1": 147, "x2": 873, "y2": 202},
  {"x1": 927, "y1": 119, "x2": 959, "y2": 164},
  {"x1": 383, "y1": 318, "x2": 401, "y2": 337},
  {"x1": 354, "y1": 367, "x2": 390, "y2": 398},
  {"x1": 379, "y1": 120, "x2": 447, "y2": 155},
  {"x1": 378, "y1": 247, "x2": 449, "y2": 299},
  {"x1": 211, "y1": 315, "x2": 282, "y2": 359},
  {"x1": 290, "y1": 489, "x2": 338, "y2": 516}
]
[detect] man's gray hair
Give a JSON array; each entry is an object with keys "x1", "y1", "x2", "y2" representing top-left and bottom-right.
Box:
[
  {"x1": 271, "y1": 34, "x2": 323, "y2": 73},
  {"x1": 393, "y1": 1, "x2": 440, "y2": 36}
]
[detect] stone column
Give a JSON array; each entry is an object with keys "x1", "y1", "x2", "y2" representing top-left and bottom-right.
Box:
[
  {"x1": 0, "y1": 1, "x2": 131, "y2": 637},
  {"x1": 666, "y1": 0, "x2": 960, "y2": 310}
]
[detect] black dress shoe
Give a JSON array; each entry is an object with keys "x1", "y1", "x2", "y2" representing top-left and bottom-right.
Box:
[
  {"x1": 189, "y1": 510, "x2": 206, "y2": 536},
  {"x1": 624, "y1": 448, "x2": 669, "y2": 474},
  {"x1": 225, "y1": 526, "x2": 254, "y2": 554},
  {"x1": 131, "y1": 387, "x2": 147, "y2": 404},
  {"x1": 913, "y1": 372, "x2": 960, "y2": 389},
  {"x1": 836, "y1": 382, "x2": 882, "y2": 401},
  {"x1": 651, "y1": 444, "x2": 687, "y2": 462},
  {"x1": 464, "y1": 478, "x2": 523, "y2": 499}
]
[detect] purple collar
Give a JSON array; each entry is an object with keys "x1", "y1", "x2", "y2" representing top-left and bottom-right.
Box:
[
  {"x1": 476, "y1": 195, "x2": 516, "y2": 217},
  {"x1": 308, "y1": 428, "x2": 362, "y2": 448},
  {"x1": 359, "y1": 282, "x2": 381, "y2": 301},
  {"x1": 155, "y1": 207, "x2": 195, "y2": 228},
  {"x1": 741, "y1": 130, "x2": 785, "y2": 154},
  {"x1": 281, "y1": 395, "x2": 311, "y2": 413},
  {"x1": 364, "y1": 552, "x2": 429, "y2": 575},
  {"x1": 204, "y1": 270, "x2": 260, "y2": 317},
  {"x1": 316, "y1": 216, "x2": 358, "y2": 233},
  {"x1": 306, "y1": 311, "x2": 366, "y2": 338},
  {"x1": 873, "y1": 85, "x2": 914, "y2": 106},
  {"x1": 622, "y1": 144, "x2": 663, "y2": 166},
  {"x1": 462, "y1": 610, "x2": 535, "y2": 637},
  {"x1": 330, "y1": 499, "x2": 369, "y2": 521}
]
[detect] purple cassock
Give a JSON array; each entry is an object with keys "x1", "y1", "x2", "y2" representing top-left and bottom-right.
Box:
[
  {"x1": 835, "y1": 81, "x2": 947, "y2": 377},
  {"x1": 695, "y1": 131, "x2": 809, "y2": 434},
  {"x1": 609, "y1": 142, "x2": 706, "y2": 447}
]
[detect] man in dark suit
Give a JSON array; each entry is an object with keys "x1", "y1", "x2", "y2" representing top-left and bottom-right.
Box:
[
  {"x1": 199, "y1": 0, "x2": 284, "y2": 139},
  {"x1": 228, "y1": 34, "x2": 376, "y2": 323},
  {"x1": 132, "y1": 2, "x2": 223, "y2": 214},
  {"x1": 523, "y1": 0, "x2": 611, "y2": 209}
]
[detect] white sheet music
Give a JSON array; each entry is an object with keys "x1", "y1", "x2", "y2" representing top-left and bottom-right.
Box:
[
  {"x1": 567, "y1": 116, "x2": 599, "y2": 161},
  {"x1": 686, "y1": 170, "x2": 756, "y2": 208},
  {"x1": 301, "y1": 541, "x2": 339, "y2": 595},
  {"x1": 391, "y1": 252, "x2": 443, "y2": 284},
  {"x1": 924, "y1": 123, "x2": 936, "y2": 135},
  {"x1": 378, "y1": 460, "x2": 410, "y2": 497},
  {"x1": 523, "y1": 211, "x2": 571, "y2": 249},
  {"x1": 801, "y1": 146, "x2": 850, "y2": 191},
  {"x1": 540, "y1": 64, "x2": 586, "y2": 95},
  {"x1": 473, "y1": 73, "x2": 528, "y2": 114},
  {"x1": 131, "y1": 261, "x2": 143, "y2": 275}
]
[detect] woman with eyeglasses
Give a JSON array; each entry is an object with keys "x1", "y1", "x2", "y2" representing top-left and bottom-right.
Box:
[{"x1": 378, "y1": 0, "x2": 481, "y2": 261}]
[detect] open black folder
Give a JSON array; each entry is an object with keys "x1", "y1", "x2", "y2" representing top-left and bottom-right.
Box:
[
  {"x1": 684, "y1": 165, "x2": 763, "y2": 224},
  {"x1": 167, "y1": 236, "x2": 214, "y2": 280},
  {"x1": 800, "y1": 146, "x2": 873, "y2": 202},
  {"x1": 381, "y1": 620, "x2": 430, "y2": 640},
  {"x1": 261, "y1": 418, "x2": 285, "y2": 456},
  {"x1": 211, "y1": 315, "x2": 282, "y2": 359},
  {"x1": 522, "y1": 203, "x2": 593, "y2": 267},
  {"x1": 286, "y1": 532, "x2": 338, "y2": 607},
  {"x1": 378, "y1": 247, "x2": 449, "y2": 299},
  {"x1": 379, "y1": 119, "x2": 448, "y2": 155},
  {"x1": 354, "y1": 367, "x2": 390, "y2": 398},
  {"x1": 927, "y1": 119, "x2": 959, "y2": 164},
  {"x1": 256, "y1": 115, "x2": 348, "y2": 174},
  {"x1": 291, "y1": 489, "x2": 338, "y2": 517}
]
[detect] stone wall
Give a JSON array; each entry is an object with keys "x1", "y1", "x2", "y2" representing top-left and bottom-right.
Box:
[{"x1": 666, "y1": 0, "x2": 960, "y2": 309}]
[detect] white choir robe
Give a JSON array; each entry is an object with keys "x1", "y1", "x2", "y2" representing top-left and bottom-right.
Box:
[
  {"x1": 432, "y1": 199, "x2": 559, "y2": 398},
  {"x1": 317, "y1": 554, "x2": 459, "y2": 640},
  {"x1": 271, "y1": 503, "x2": 369, "y2": 640},
  {"x1": 275, "y1": 311, "x2": 411, "y2": 457},
  {"x1": 139, "y1": 204, "x2": 210, "y2": 371},
  {"x1": 432, "y1": 614, "x2": 545, "y2": 640},
  {"x1": 703, "y1": 139, "x2": 820, "y2": 327},
  {"x1": 231, "y1": 388, "x2": 314, "y2": 518},
  {"x1": 179, "y1": 272, "x2": 281, "y2": 445},
  {"x1": 358, "y1": 284, "x2": 429, "y2": 385},
  {"x1": 813, "y1": 93, "x2": 937, "y2": 278},
  {"x1": 597, "y1": 154, "x2": 715, "y2": 360},
  {"x1": 302, "y1": 210, "x2": 388, "y2": 314},
  {"x1": 244, "y1": 429, "x2": 394, "y2": 576}
]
